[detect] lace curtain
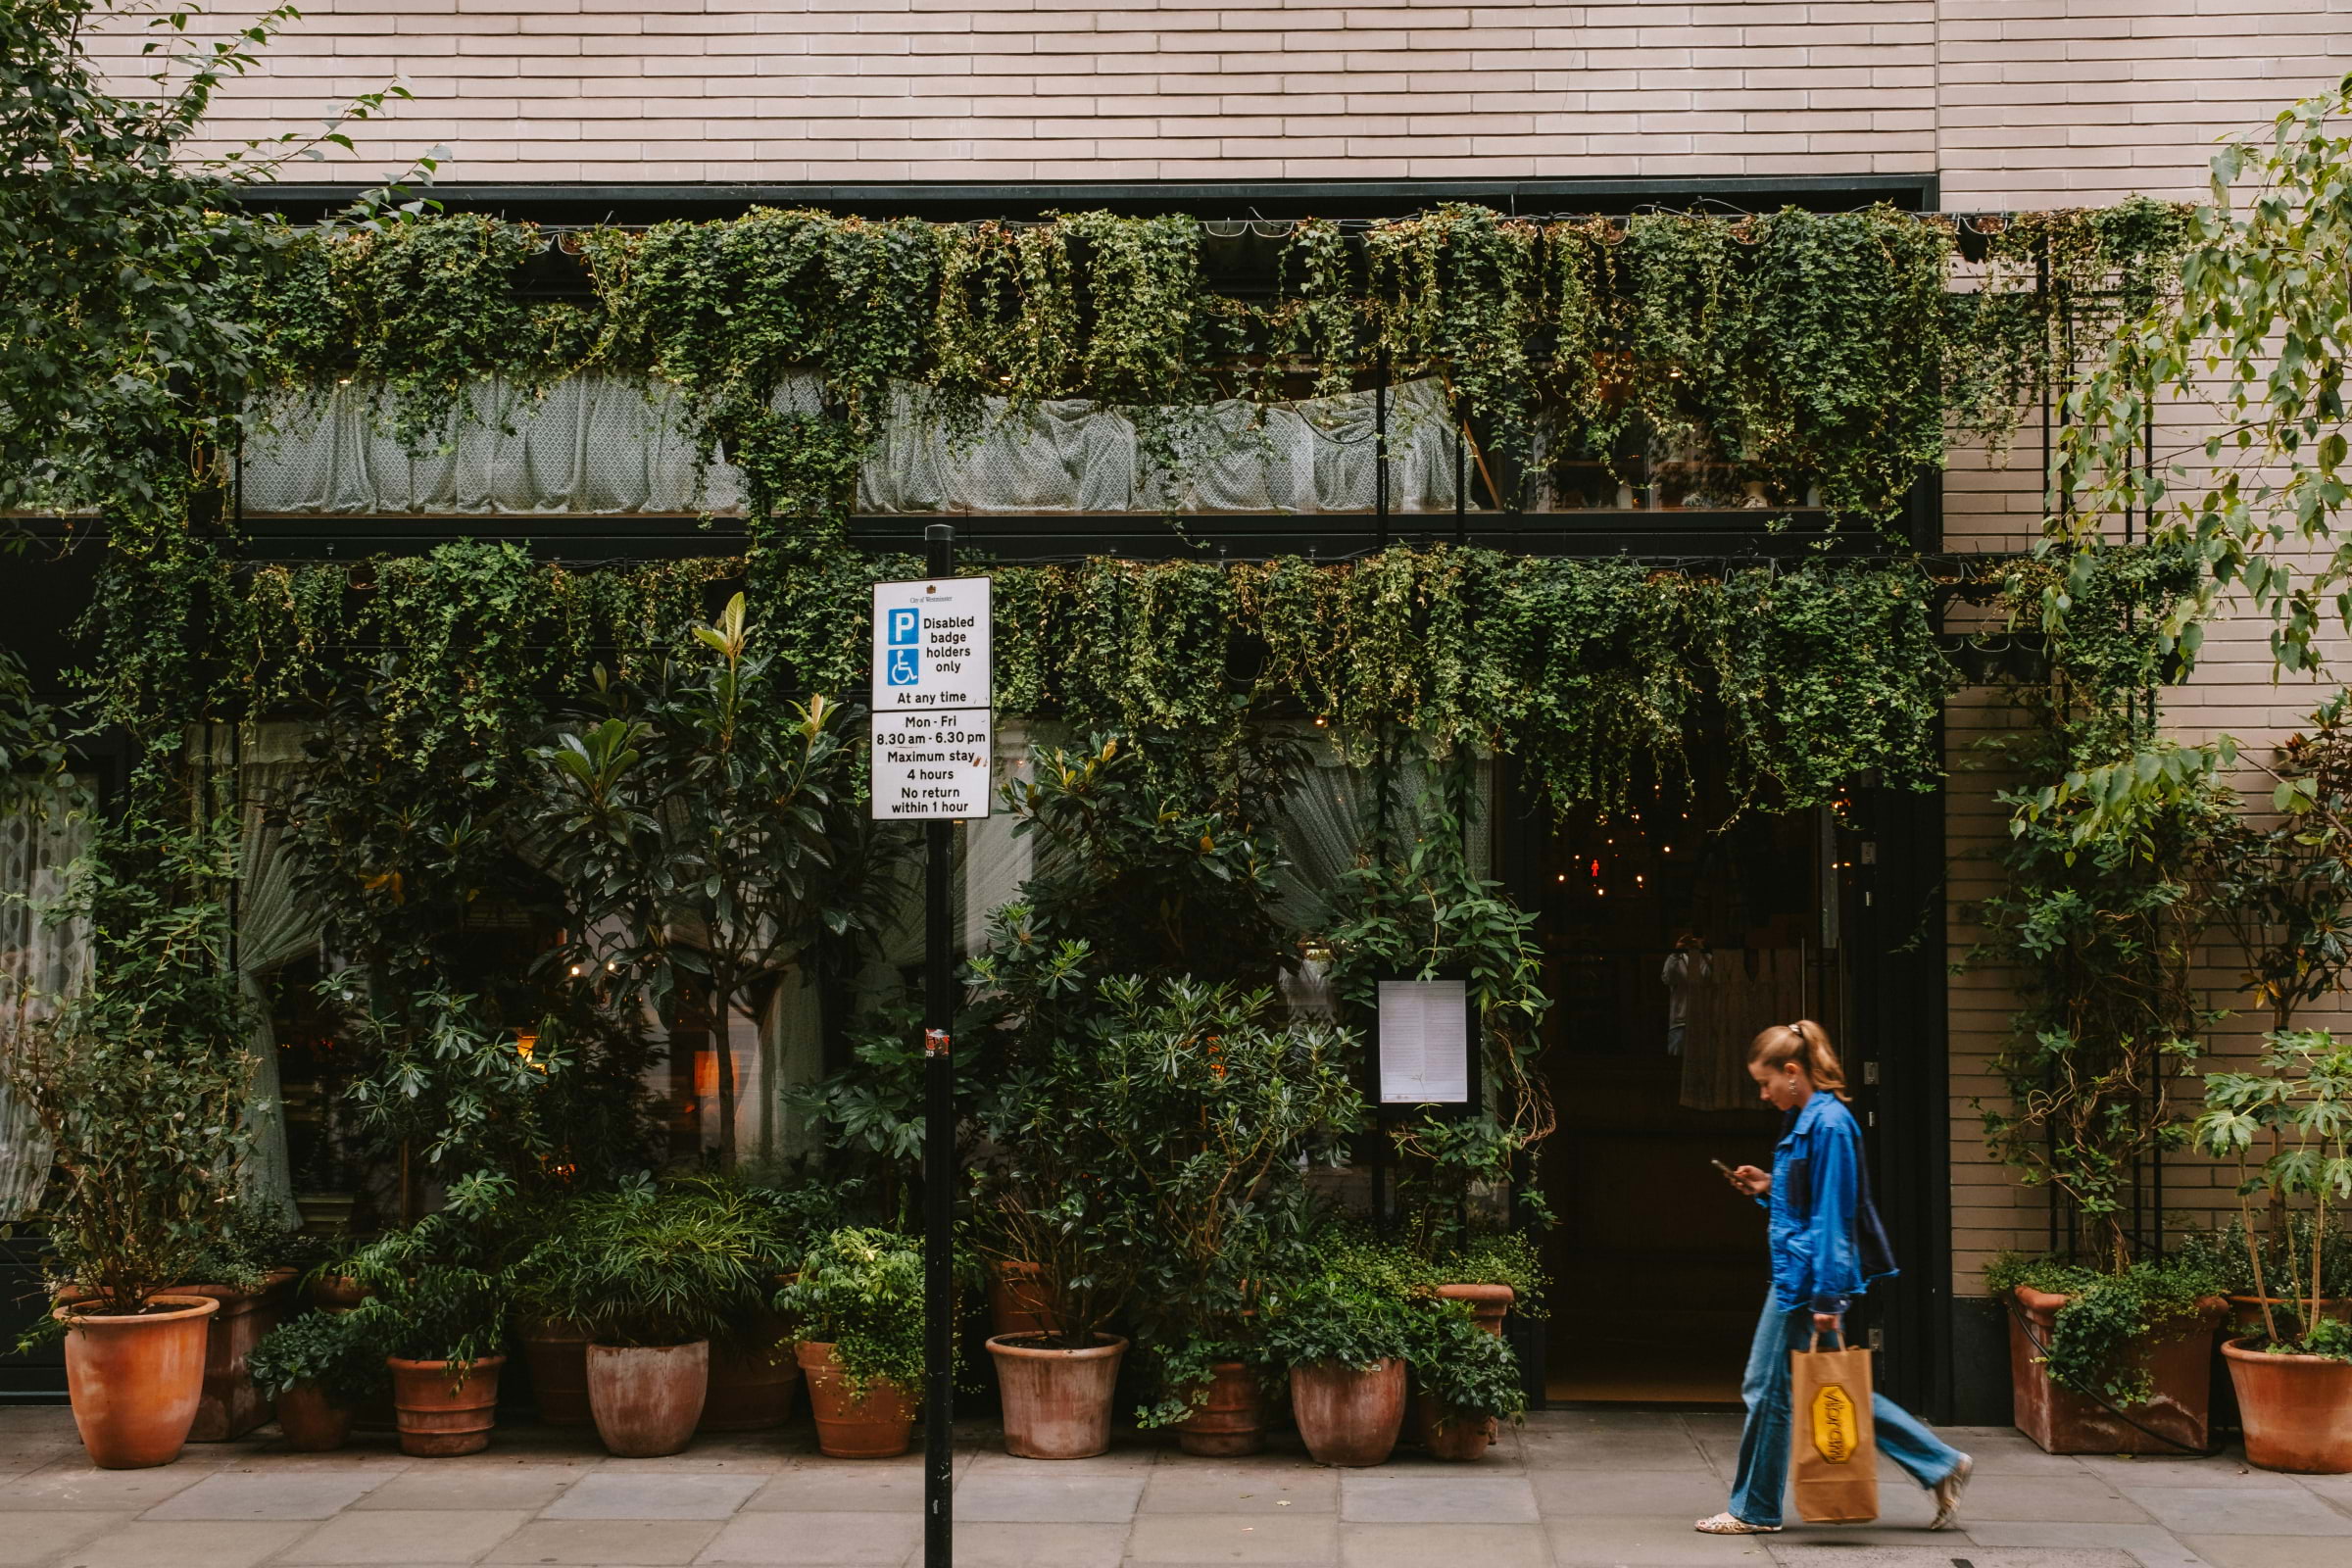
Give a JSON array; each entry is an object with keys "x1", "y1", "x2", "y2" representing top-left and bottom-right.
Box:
[
  {"x1": 0, "y1": 799, "x2": 90, "y2": 1221},
  {"x1": 237, "y1": 374, "x2": 1476, "y2": 518}
]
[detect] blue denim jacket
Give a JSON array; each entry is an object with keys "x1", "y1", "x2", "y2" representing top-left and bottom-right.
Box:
[{"x1": 1764, "y1": 1092, "x2": 1897, "y2": 1314}]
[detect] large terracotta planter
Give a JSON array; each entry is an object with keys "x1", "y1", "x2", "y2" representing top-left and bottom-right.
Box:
[
  {"x1": 987, "y1": 1261, "x2": 1058, "y2": 1340},
  {"x1": 388, "y1": 1355, "x2": 505, "y2": 1457},
  {"x1": 1290, "y1": 1358, "x2": 1406, "y2": 1468},
  {"x1": 2227, "y1": 1296, "x2": 2352, "y2": 1335},
  {"x1": 520, "y1": 1318, "x2": 594, "y2": 1427},
  {"x1": 274, "y1": 1381, "x2": 353, "y2": 1452},
  {"x1": 310, "y1": 1274, "x2": 369, "y2": 1312},
  {"x1": 588, "y1": 1341, "x2": 709, "y2": 1458},
  {"x1": 2224, "y1": 1338, "x2": 2352, "y2": 1474},
  {"x1": 1434, "y1": 1282, "x2": 1515, "y2": 1335},
  {"x1": 1174, "y1": 1361, "x2": 1265, "y2": 1457},
  {"x1": 797, "y1": 1341, "x2": 917, "y2": 1459},
  {"x1": 56, "y1": 1296, "x2": 221, "y2": 1469},
  {"x1": 702, "y1": 1294, "x2": 801, "y2": 1432},
  {"x1": 988, "y1": 1333, "x2": 1126, "y2": 1460},
  {"x1": 2008, "y1": 1287, "x2": 2226, "y2": 1454},
  {"x1": 178, "y1": 1271, "x2": 297, "y2": 1442}
]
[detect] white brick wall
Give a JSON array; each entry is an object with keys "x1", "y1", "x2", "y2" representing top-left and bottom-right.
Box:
[{"x1": 96, "y1": 1, "x2": 2347, "y2": 191}]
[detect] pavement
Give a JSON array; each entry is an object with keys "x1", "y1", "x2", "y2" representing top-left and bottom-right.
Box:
[{"x1": 0, "y1": 1406, "x2": 2342, "y2": 1568}]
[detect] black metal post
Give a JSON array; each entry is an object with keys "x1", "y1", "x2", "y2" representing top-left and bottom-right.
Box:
[{"x1": 921, "y1": 521, "x2": 955, "y2": 1568}]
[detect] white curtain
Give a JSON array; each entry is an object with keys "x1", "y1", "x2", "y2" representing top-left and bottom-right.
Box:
[
  {"x1": 0, "y1": 796, "x2": 91, "y2": 1221},
  {"x1": 191, "y1": 724, "x2": 314, "y2": 1226},
  {"x1": 1269, "y1": 732, "x2": 1494, "y2": 935},
  {"x1": 237, "y1": 374, "x2": 1477, "y2": 518}
]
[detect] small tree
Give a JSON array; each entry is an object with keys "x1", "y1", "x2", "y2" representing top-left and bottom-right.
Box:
[
  {"x1": 536, "y1": 594, "x2": 896, "y2": 1166},
  {"x1": 2196, "y1": 1031, "x2": 2352, "y2": 1352}
]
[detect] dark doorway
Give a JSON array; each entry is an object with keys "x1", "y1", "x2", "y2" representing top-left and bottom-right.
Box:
[{"x1": 1513, "y1": 763, "x2": 1856, "y2": 1404}]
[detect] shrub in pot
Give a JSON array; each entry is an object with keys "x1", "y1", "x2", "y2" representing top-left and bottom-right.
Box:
[
  {"x1": 176, "y1": 1200, "x2": 324, "y2": 1442},
  {"x1": 4, "y1": 902, "x2": 255, "y2": 1471},
  {"x1": 1404, "y1": 1297, "x2": 1527, "y2": 1461},
  {"x1": 663, "y1": 1171, "x2": 837, "y2": 1433},
  {"x1": 247, "y1": 1309, "x2": 382, "y2": 1452},
  {"x1": 2196, "y1": 1029, "x2": 2352, "y2": 1472},
  {"x1": 1262, "y1": 1272, "x2": 1416, "y2": 1468},
  {"x1": 517, "y1": 1185, "x2": 773, "y2": 1457},
  {"x1": 341, "y1": 1173, "x2": 516, "y2": 1457},
  {"x1": 778, "y1": 1228, "x2": 925, "y2": 1459},
  {"x1": 1983, "y1": 1251, "x2": 2228, "y2": 1455}
]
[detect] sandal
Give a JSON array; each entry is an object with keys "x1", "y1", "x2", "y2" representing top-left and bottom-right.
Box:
[{"x1": 1694, "y1": 1512, "x2": 1783, "y2": 1535}]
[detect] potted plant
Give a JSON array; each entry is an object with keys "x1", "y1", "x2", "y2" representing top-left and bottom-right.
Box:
[
  {"x1": 341, "y1": 1172, "x2": 516, "y2": 1457},
  {"x1": 672, "y1": 1172, "x2": 833, "y2": 1434},
  {"x1": 1317, "y1": 1233, "x2": 1535, "y2": 1462},
  {"x1": 247, "y1": 1309, "x2": 382, "y2": 1452},
  {"x1": 1983, "y1": 1250, "x2": 2227, "y2": 1453},
  {"x1": 176, "y1": 1200, "x2": 321, "y2": 1442},
  {"x1": 778, "y1": 1228, "x2": 925, "y2": 1459},
  {"x1": 518, "y1": 1185, "x2": 770, "y2": 1457},
  {"x1": 1262, "y1": 1270, "x2": 1415, "y2": 1467},
  {"x1": 2196, "y1": 1029, "x2": 2352, "y2": 1472},
  {"x1": 4, "y1": 905, "x2": 254, "y2": 1470}
]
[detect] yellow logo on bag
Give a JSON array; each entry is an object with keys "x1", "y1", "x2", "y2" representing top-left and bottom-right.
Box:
[{"x1": 1810, "y1": 1383, "x2": 1858, "y2": 1463}]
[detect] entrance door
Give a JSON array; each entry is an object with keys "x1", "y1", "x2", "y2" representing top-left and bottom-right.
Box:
[{"x1": 1517, "y1": 780, "x2": 1847, "y2": 1404}]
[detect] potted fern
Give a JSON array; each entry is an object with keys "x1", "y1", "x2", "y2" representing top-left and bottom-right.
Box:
[{"x1": 2196, "y1": 1030, "x2": 2352, "y2": 1472}]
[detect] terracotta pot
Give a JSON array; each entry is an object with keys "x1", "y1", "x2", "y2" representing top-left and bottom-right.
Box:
[
  {"x1": 797, "y1": 1342, "x2": 917, "y2": 1458},
  {"x1": 2227, "y1": 1296, "x2": 2352, "y2": 1335},
  {"x1": 274, "y1": 1380, "x2": 353, "y2": 1452},
  {"x1": 387, "y1": 1355, "x2": 505, "y2": 1457},
  {"x1": 1174, "y1": 1360, "x2": 1265, "y2": 1457},
  {"x1": 2008, "y1": 1287, "x2": 2226, "y2": 1454},
  {"x1": 1410, "y1": 1386, "x2": 1494, "y2": 1461},
  {"x1": 1290, "y1": 1358, "x2": 1406, "y2": 1468},
  {"x1": 703, "y1": 1311, "x2": 801, "y2": 1433},
  {"x1": 56, "y1": 1296, "x2": 221, "y2": 1469},
  {"x1": 987, "y1": 1260, "x2": 1059, "y2": 1339},
  {"x1": 988, "y1": 1333, "x2": 1126, "y2": 1460},
  {"x1": 176, "y1": 1277, "x2": 293, "y2": 1443},
  {"x1": 587, "y1": 1341, "x2": 710, "y2": 1458},
  {"x1": 520, "y1": 1319, "x2": 595, "y2": 1427},
  {"x1": 1434, "y1": 1282, "x2": 1515, "y2": 1337},
  {"x1": 310, "y1": 1274, "x2": 370, "y2": 1312},
  {"x1": 2224, "y1": 1337, "x2": 2352, "y2": 1474}
]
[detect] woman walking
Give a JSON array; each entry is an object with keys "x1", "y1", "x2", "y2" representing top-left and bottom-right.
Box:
[{"x1": 1694, "y1": 1020, "x2": 1972, "y2": 1536}]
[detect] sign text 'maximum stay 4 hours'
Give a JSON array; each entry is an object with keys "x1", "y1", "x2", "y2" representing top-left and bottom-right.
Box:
[{"x1": 869, "y1": 577, "x2": 994, "y2": 821}]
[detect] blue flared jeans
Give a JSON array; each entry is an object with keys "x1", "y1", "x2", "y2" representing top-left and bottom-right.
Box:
[{"x1": 1728, "y1": 1298, "x2": 1963, "y2": 1527}]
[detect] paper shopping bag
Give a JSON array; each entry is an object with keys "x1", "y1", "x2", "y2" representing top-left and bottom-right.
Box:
[{"x1": 1788, "y1": 1334, "x2": 1879, "y2": 1524}]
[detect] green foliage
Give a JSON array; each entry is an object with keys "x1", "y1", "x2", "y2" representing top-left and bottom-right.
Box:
[
  {"x1": 776, "y1": 1227, "x2": 926, "y2": 1396},
  {"x1": 2222, "y1": 692, "x2": 2352, "y2": 1029},
  {"x1": 2056, "y1": 74, "x2": 2352, "y2": 674},
  {"x1": 512, "y1": 1183, "x2": 786, "y2": 1348},
  {"x1": 1984, "y1": 1250, "x2": 2225, "y2": 1404},
  {"x1": 1407, "y1": 1301, "x2": 1528, "y2": 1426},
  {"x1": 2196, "y1": 1030, "x2": 2352, "y2": 1353},
  {"x1": 1260, "y1": 1269, "x2": 1421, "y2": 1372},
  {"x1": 4, "y1": 805, "x2": 254, "y2": 1311},
  {"x1": 533, "y1": 593, "x2": 906, "y2": 1167},
  {"x1": 2175, "y1": 1215, "x2": 2352, "y2": 1304},
  {"x1": 247, "y1": 1308, "x2": 385, "y2": 1404},
  {"x1": 339, "y1": 1170, "x2": 520, "y2": 1366}
]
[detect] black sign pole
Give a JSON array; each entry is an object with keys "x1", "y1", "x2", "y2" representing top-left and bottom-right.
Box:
[{"x1": 921, "y1": 521, "x2": 955, "y2": 1568}]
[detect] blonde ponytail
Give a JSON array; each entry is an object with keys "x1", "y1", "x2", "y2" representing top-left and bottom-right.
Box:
[{"x1": 1745, "y1": 1018, "x2": 1850, "y2": 1102}]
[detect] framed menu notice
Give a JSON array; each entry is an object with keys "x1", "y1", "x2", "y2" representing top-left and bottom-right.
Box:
[{"x1": 1374, "y1": 977, "x2": 1478, "y2": 1107}]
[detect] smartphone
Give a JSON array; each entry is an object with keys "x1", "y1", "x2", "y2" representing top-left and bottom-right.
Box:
[{"x1": 1710, "y1": 1158, "x2": 1740, "y2": 1184}]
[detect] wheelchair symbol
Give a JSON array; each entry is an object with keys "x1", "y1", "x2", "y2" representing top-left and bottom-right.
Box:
[
  {"x1": 887, "y1": 608, "x2": 920, "y2": 647},
  {"x1": 887, "y1": 646, "x2": 921, "y2": 686}
]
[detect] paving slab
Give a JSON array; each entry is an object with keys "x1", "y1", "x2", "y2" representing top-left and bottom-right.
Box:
[
  {"x1": 1543, "y1": 1513, "x2": 1777, "y2": 1566},
  {"x1": 542, "y1": 1471, "x2": 763, "y2": 1520},
  {"x1": 0, "y1": 1461, "x2": 206, "y2": 1511},
  {"x1": 2078, "y1": 1454, "x2": 2304, "y2": 1491},
  {"x1": 481, "y1": 1518, "x2": 724, "y2": 1564},
  {"x1": 1936, "y1": 1428, "x2": 2099, "y2": 1477},
  {"x1": 1340, "y1": 1520, "x2": 1550, "y2": 1568},
  {"x1": 2180, "y1": 1537, "x2": 2352, "y2": 1568},
  {"x1": 946, "y1": 1520, "x2": 1131, "y2": 1567},
  {"x1": 1959, "y1": 1472, "x2": 2155, "y2": 1524},
  {"x1": 1124, "y1": 1510, "x2": 1340, "y2": 1563},
  {"x1": 352, "y1": 1464, "x2": 581, "y2": 1511},
  {"x1": 1519, "y1": 1426, "x2": 1717, "y2": 1472},
  {"x1": 2125, "y1": 1486, "x2": 2352, "y2": 1536},
  {"x1": 1532, "y1": 1466, "x2": 1739, "y2": 1518},
  {"x1": 694, "y1": 1509, "x2": 921, "y2": 1564},
  {"x1": 740, "y1": 1465, "x2": 929, "y2": 1511},
  {"x1": 1767, "y1": 1550, "x2": 2140, "y2": 1568},
  {"x1": 1338, "y1": 1471, "x2": 1538, "y2": 1523},
  {"x1": 1967, "y1": 1520, "x2": 2216, "y2": 1568},
  {"x1": 955, "y1": 1468, "x2": 1149, "y2": 1522},
  {"x1": 141, "y1": 1469, "x2": 386, "y2": 1519},
  {"x1": 1137, "y1": 1461, "x2": 1338, "y2": 1514},
  {"x1": 64, "y1": 1519, "x2": 313, "y2": 1568},
  {"x1": 272, "y1": 1508, "x2": 533, "y2": 1564},
  {"x1": 0, "y1": 1511, "x2": 131, "y2": 1568}
]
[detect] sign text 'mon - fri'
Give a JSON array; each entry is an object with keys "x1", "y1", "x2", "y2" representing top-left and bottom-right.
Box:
[{"x1": 869, "y1": 577, "x2": 994, "y2": 821}]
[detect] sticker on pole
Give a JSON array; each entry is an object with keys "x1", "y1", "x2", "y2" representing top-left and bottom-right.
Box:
[{"x1": 871, "y1": 577, "x2": 993, "y2": 820}]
